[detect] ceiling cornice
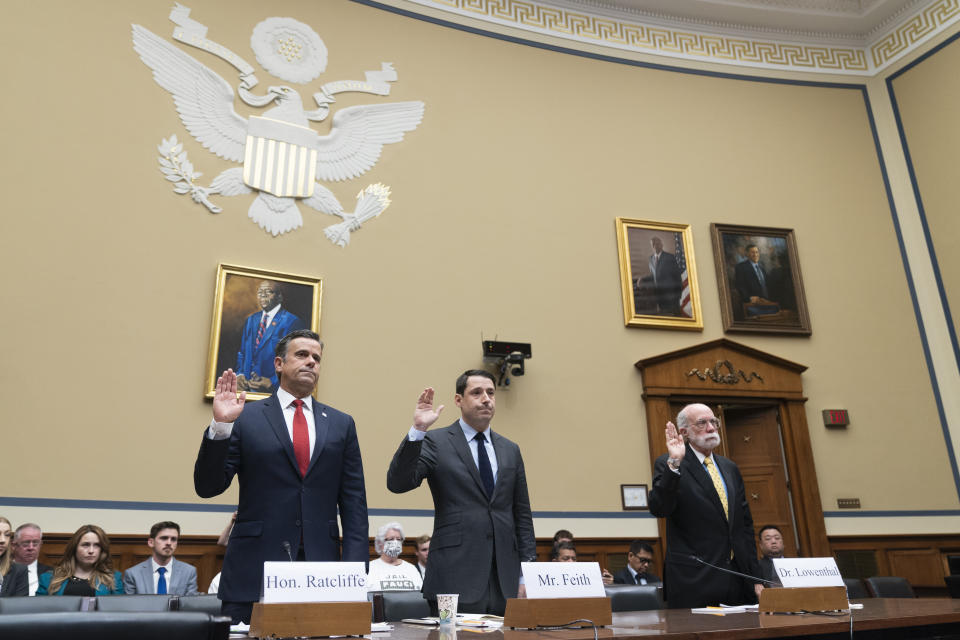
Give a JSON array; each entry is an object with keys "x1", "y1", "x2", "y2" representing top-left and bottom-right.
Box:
[{"x1": 401, "y1": 0, "x2": 960, "y2": 74}]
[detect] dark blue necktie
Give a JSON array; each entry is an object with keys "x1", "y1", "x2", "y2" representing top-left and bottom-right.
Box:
[
  {"x1": 475, "y1": 432, "x2": 495, "y2": 498},
  {"x1": 157, "y1": 567, "x2": 167, "y2": 594}
]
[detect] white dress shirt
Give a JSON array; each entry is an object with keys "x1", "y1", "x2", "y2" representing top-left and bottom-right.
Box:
[
  {"x1": 406, "y1": 418, "x2": 498, "y2": 480},
  {"x1": 151, "y1": 557, "x2": 175, "y2": 593},
  {"x1": 207, "y1": 387, "x2": 317, "y2": 460}
]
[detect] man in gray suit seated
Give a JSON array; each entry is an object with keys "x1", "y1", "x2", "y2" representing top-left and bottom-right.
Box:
[
  {"x1": 388, "y1": 369, "x2": 537, "y2": 616},
  {"x1": 123, "y1": 521, "x2": 199, "y2": 595}
]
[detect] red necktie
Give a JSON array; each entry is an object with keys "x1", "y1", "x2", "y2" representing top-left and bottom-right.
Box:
[
  {"x1": 292, "y1": 399, "x2": 310, "y2": 476},
  {"x1": 255, "y1": 313, "x2": 268, "y2": 346}
]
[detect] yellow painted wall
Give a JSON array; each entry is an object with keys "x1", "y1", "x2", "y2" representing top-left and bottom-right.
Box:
[
  {"x1": 888, "y1": 37, "x2": 960, "y2": 362},
  {"x1": 0, "y1": 0, "x2": 956, "y2": 538}
]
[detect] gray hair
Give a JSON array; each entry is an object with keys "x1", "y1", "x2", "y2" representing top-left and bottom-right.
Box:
[
  {"x1": 374, "y1": 521, "x2": 404, "y2": 555},
  {"x1": 13, "y1": 523, "x2": 42, "y2": 542},
  {"x1": 676, "y1": 403, "x2": 710, "y2": 433}
]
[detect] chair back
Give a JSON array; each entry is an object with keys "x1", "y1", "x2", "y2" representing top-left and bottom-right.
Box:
[
  {"x1": 177, "y1": 594, "x2": 222, "y2": 614},
  {"x1": 0, "y1": 611, "x2": 230, "y2": 640},
  {"x1": 0, "y1": 595, "x2": 86, "y2": 613},
  {"x1": 370, "y1": 590, "x2": 431, "y2": 621},
  {"x1": 864, "y1": 576, "x2": 915, "y2": 598},
  {"x1": 95, "y1": 594, "x2": 176, "y2": 611},
  {"x1": 604, "y1": 584, "x2": 663, "y2": 611},
  {"x1": 944, "y1": 575, "x2": 960, "y2": 599},
  {"x1": 843, "y1": 578, "x2": 869, "y2": 599}
]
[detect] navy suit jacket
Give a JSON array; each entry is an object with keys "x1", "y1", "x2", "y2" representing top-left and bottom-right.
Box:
[
  {"x1": 649, "y1": 444, "x2": 761, "y2": 608},
  {"x1": 195, "y1": 393, "x2": 368, "y2": 603},
  {"x1": 387, "y1": 422, "x2": 536, "y2": 602},
  {"x1": 235, "y1": 308, "x2": 305, "y2": 388},
  {"x1": 646, "y1": 252, "x2": 682, "y2": 313},
  {"x1": 612, "y1": 566, "x2": 660, "y2": 585},
  {"x1": 734, "y1": 260, "x2": 768, "y2": 302}
]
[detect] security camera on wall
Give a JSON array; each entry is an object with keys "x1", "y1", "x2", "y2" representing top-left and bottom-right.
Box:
[{"x1": 482, "y1": 340, "x2": 531, "y2": 387}]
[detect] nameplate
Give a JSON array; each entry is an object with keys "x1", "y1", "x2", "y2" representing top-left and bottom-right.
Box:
[
  {"x1": 521, "y1": 562, "x2": 606, "y2": 598},
  {"x1": 773, "y1": 557, "x2": 844, "y2": 588},
  {"x1": 261, "y1": 561, "x2": 367, "y2": 603}
]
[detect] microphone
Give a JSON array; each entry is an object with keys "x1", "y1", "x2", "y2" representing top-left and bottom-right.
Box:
[
  {"x1": 689, "y1": 554, "x2": 778, "y2": 587},
  {"x1": 282, "y1": 541, "x2": 294, "y2": 562}
]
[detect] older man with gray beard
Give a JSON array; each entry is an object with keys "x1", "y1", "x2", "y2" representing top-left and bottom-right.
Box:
[{"x1": 648, "y1": 404, "x2": 763, "y2": 608}]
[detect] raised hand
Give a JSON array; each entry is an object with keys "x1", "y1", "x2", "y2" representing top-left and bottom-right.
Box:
[
  {"x1": 665, "y1": 421, "x2": 686, "y2": 460},
  {"x1": 412, "y1": 387, "x2": 444, "y2": 432},
  {"x1": 213, "y1": 369, "x2": 247, "y2": 423}
]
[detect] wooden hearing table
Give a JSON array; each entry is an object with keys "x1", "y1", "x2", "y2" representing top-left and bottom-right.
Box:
[{"x1": 377, "y1": 599, "x2": 960, "y2": 640}]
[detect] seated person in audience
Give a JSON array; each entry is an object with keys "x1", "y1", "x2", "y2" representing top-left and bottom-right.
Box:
[
  {"x1": 757, "y1": 525, "x2": 784, "y2": 586},
  {"x1": 37, "y1": 524, "x2": 123, "y2": 596},
  {"x1": 553, "y1": 529, "x2": 573, "y2": 544},
  {"x1": 12, "y1": 522, "x2": 52, "y2": 596},
  {"x1": 208, "y1": 511, "x2": 237, "y2": 594},
  {"x1": 551, "y1": 541, "x2": 577, "y2": 562},
  {"x1": 551, "y1": 540, "x2": 615, "y2": 583},
  {"x1": 217, "y1": 511, "x2": 237, "y2": 547},
  {"x1": 0, "y1": 516, "x2": 29, "y2": 597},
  {"x1": 367, "y1": 522, "x2": 423, "y2": 591},
  {"x1": 414, "y1": 534, "x2": 430, "y2": 578},
  {"x1": 613, "y1": 541, "x2": 660, "y2": 585},
  {"x1": 123, "y1": 521, "x2": 199, "y2": 595}
]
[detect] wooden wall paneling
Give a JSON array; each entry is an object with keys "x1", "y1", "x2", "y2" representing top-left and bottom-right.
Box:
[
  {"x1": 888, "y1": 548, "x2": 944, "y2": 587},
  {"x1": 781, "y1": 399, "x2": 831, "y2": 557},
  {"x1": 35, "y1": 531, "x2": 957, "y2": 596}
]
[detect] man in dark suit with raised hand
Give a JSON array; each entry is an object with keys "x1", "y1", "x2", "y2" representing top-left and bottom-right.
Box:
[
  {"x1": 196, "y1": 329, "x2": 368, "y2": 624},
  {"x1": 649, "y1": 403, "x2": 762, "y2": 608},
  {"x1": 387, "y1": 370, "x2": 536, "y2": 615}
]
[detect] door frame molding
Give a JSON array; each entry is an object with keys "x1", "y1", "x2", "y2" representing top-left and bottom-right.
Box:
[{"x1": 635, "y1": 338, "x2": 830, "y2": 557}]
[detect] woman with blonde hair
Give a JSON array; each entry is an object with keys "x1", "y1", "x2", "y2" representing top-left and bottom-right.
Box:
[
  {"x1": 0, "y1": 516, "x2": 29, "y2": 596},
  {"x1": 37, "y1": 524, "x2": 123, "y2": 595}
]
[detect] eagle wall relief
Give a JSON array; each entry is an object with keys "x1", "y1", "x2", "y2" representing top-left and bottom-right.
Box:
[{"x1": 133, "y1": 5, "x2": 425, "y2": 246}]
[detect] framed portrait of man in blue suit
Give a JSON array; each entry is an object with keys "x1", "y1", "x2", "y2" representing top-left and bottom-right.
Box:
[
  {"x1": 615, "y1": 217, "x2": 703, "y2": 331},
  {"x1": 205, "y1": 264, "x2": 321, "y2": 400},
  {"x1": 710, "y1": 223, "x2": 811, "y2": 335}
]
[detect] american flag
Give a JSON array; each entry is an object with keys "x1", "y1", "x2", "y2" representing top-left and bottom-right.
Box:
[{"x1": 675, "y1": 235, "x2": 692, "y2": 317}]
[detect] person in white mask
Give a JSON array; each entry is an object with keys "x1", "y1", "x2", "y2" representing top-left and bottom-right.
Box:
[{"x1": 366, "y1": 522, "x2": 423, "y2": 592}]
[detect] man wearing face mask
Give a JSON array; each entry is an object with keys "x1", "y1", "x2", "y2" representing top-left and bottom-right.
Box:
[{"x1": 367, "y1": 522, "x2": 423, "y2": 591}]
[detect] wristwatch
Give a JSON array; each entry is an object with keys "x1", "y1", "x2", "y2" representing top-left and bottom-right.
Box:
[{"x1": 667, "y1": 457, "x2": 682, "y2": 471}]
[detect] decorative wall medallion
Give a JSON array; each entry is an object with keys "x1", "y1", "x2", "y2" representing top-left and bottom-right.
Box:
[
  {"x1": 133, "y1": 6, "x2": 425, "y2": 245},
  {"x1": 685, "y1": 360, "x2": 764, "y2": 384}
]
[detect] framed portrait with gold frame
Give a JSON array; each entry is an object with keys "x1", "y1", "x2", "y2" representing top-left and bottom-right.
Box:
[
  {"x1": 616, "y1": 218, "x2": 703, "y2": 330},
  {"x1": 205, "y1": 264, "x2": 322, "y2": 400}
]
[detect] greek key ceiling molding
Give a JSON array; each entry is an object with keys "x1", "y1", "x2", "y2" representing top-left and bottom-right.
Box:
[
  {"x1": 404, "y1": 0, "x2": 960, "y2": 74},
  {"x1": 871, "y1": 0, "x2": 960, "y2": 66}
]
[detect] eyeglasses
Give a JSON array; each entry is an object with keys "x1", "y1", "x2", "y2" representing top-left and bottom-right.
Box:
[
  {"x1": 691, "y1": 418, "x2": 720, "y2": 429},
  {"x1": 15, "y1": 540, "x2": 41, "y2": 548}
]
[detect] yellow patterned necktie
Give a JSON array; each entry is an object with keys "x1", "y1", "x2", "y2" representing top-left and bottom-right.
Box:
[{"x1": 704, "y1": 456, "x2": 729, "y2": 519}]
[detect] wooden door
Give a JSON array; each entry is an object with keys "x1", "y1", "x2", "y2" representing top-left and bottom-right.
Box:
[{"x1": 720, "y1": 405, "x2": 798, "y2": 556}]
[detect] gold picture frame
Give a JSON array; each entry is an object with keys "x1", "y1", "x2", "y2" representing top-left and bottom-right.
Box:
[
  {"x1": 205, "y1": 263, "x2": 322, "y2": 400},
  {"x1": 710, "y1": 223, "x2": 811, "y2": 335},
  {"x1": 616, "y1": 218, "x2": 703, "y2": 330}
]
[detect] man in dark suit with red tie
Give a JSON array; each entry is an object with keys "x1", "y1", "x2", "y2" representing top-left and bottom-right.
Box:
[
  {"x1": 196, "y1": 329, "x2": 368, "y2": 624},
  {"x1": 649, "y1": 404, "x2": 762, "y2": 608},
  {"x1": 235, "y1": 280, "x2": 305, "y2": 393}
]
